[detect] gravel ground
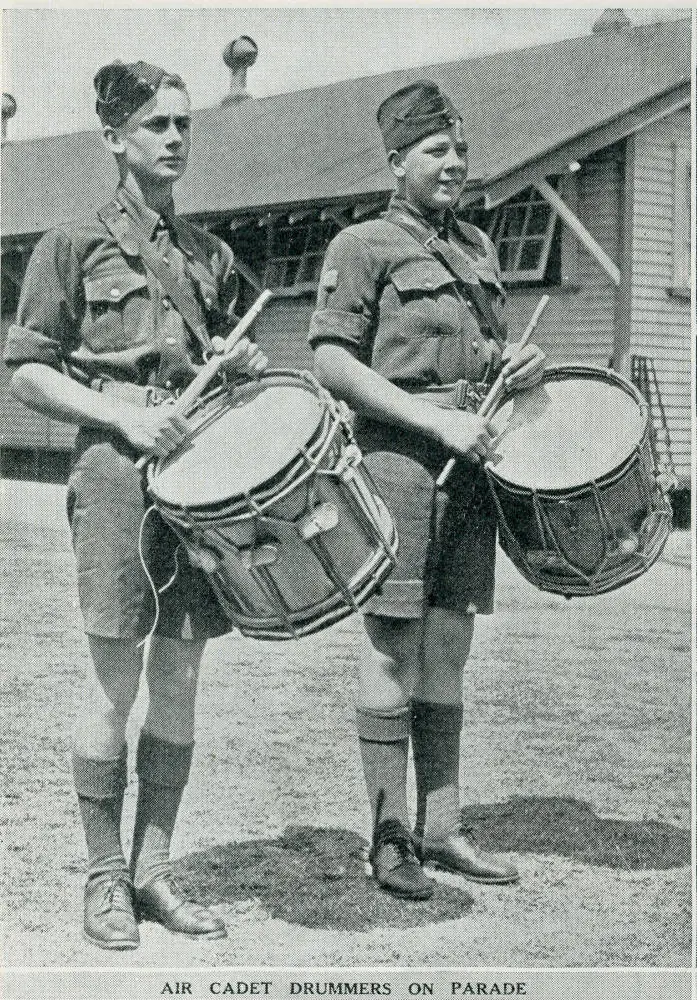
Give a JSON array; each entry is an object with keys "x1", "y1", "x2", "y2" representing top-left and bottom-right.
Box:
[{"x1": 0, "y1": 479, "x2": 691, "y2": 970}]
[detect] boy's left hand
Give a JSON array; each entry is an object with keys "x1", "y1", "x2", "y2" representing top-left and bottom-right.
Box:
[
  {"x1": 501, "y1": 341, "x2": 546, "y2": 391},
  {"x1": 212, "y1": 335, "x2": 268, "y2": 378}
]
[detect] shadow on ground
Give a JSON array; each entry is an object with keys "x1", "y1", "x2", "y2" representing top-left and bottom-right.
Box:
[
  {"x1": 175, "y1": 799, "x2": 688, "y2": 932},
  {"x1": 176, "y1": 825, "x2": 473, "y2": 931},
  {"x1": 462, "y1": 796, "x2": 689, "y2": 869}
]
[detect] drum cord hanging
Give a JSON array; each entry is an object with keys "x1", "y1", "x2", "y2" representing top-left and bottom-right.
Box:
[{"x1": 137, "y1": 504, "x2": 185, "y2": 650}]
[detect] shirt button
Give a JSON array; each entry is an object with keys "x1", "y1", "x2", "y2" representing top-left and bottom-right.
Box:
[
  {"x1": 472, "y1": 341, "x2": 479, "y2": 352},
  {"x1": 466, "y1": 299, "x2": 473, "y2": 307},
  {"x1": 424, "y1": 280, "x2": 433, "y2": 289},
  {"x1": 110, "y1": 287, "x2": 120, "y2": 299},
  {"x1": 204, "y1": 296, "x2": 213, "y2": 307},
  {"x1": 162, "y1": 254, "x2": 169, "y2": 265},
  {"x1": 165, "y1": 380, "x2": 173, "y2": 389},
  {"x1": 165, "y1": 337, "x2": 177, "y2": 346},
  {"x1": 162, "y1": 297, "x2": 171, "y2": 309}
]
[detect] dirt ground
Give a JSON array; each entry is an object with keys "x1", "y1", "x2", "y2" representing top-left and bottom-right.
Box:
[{"x1": 0, "y1": 479, "x2": 691, "y2": 970}]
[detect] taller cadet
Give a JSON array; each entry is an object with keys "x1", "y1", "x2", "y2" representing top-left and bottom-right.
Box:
[
  {"x1": 4, "y1": 62, "x2": 267, "y2": 949},
  {"x1": 309, "y1": 82, "x2": 545, "y2": 899}
]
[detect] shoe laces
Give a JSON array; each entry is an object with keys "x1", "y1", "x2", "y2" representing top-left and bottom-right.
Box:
[
  {"x1": 94, "y1": 873, "x2": 133, "y2": 915},
  {"x1": 373, "y1": 819, "x2": 418, "y2": 863}
]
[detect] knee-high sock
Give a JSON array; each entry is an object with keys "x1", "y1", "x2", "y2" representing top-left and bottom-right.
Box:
[
  {"x1": 73, "y1": 746, "x2": 128, "y2": 879},
  {"x1": 356, "y1": 706, "x2": 411, "y2": 833},
  {"x1": 130, "y1": 730, "x2": 193, "y2": 892},
  {"x1": 412, "y1": 701, "x2": 464, "y2": 841}
]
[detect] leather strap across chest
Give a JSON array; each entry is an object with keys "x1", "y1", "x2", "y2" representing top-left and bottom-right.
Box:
[
  {"x1": 98, "y1": 201, "x2": 213, "y2": 355},
  {"x1": 384, "y1": 210, "x2": 506, "y2": 351}
]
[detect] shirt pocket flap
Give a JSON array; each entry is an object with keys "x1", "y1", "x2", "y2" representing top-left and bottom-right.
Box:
[
  {"x1": 389, "y1": 259, "x2": 456, "y2": 294},
  {"x1": 84, "y1": 271, "x2": 148, "y2": 304}
]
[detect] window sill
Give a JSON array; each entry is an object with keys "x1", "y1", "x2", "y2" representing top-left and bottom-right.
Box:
[{"x1": 666, "y1": 286, "x2": 690, "y2": 302}]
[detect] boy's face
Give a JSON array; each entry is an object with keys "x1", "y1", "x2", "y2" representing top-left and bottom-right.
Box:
[
  {"x1": 396, "y1": 127, "x2": 468, "y2": 216},
  {"x1": 109, "y1": 84, "x2": 191, "y2": 184}
]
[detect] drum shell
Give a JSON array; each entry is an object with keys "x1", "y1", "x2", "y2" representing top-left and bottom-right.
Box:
[
  {"x1": 486, "y1": 366, "x2": 672, "y2": 597},
  {"x1": 147, "y1": 371, "x2": 397, "y2": 639}
]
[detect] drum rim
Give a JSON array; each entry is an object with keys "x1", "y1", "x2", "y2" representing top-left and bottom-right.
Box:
[
  {"x1": 486, "y1": 364, "x2": 649, "y2": 494},
  {"x1": 147, "y1": 369, "x2": 339, "y2": 509}
]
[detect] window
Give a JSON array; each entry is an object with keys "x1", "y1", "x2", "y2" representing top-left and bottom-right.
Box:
[
  {"x1": 263, "y1": 216, "x2": 340, "y2": 292},
  {"x1": 1, "y1": 249, "x2": 31, "y2": 316},
  {"x1": 672, "y1": 145, "x2": 690, "y2": 290},
  {"x1": 460, "y1": 184, "x2": 560, "y2": 285}
]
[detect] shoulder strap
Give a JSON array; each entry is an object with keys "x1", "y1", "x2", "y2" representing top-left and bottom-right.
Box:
[
  {"x1": 385, "y1": 210, "x2": 506, "y2": 350},
  {"x1": 98, "y1": 201, "x2": 213, "y2": 354}
]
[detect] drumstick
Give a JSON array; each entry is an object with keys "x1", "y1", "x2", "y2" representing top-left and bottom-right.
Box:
[
  {"x1": 435, "y1": 293, "x2": 550, "y2": 489},
  {"x1": 135, "y1": 288, "x2": 273, "y2": 471}
]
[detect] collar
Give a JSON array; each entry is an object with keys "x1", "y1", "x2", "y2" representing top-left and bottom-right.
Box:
[
  {"x1": 115, "y1": 184, "x2": 175, "y2": 241},
  {"x1": 387, "y1": 194, "x2": 454, "y2": 240}
]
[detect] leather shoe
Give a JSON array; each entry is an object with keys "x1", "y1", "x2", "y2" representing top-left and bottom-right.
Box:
[
  {"x1": 135, "y1": 877, "x2": 227, "y2": 939},
  {"x1": 370, "y1": 819, "x2": 435, "y2": 900},
  {"x1": 416, "y1": 831, "x2": 519, "y2": 885},
  {"x1": 83, "y1": 871, "x2": 140, "y2": 950}
]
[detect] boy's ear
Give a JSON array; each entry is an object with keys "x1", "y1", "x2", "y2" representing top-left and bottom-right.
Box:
[
  {"x1": 101, "y1": 125, "x2": 127, "y2": 156},
  {"x1": 387, "y1": 149, "x2": 406, "y2": 180}
]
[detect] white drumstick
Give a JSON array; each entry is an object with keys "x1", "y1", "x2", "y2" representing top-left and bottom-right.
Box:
[
  {"x1": 435, "y1": 293, "x2": 550, "y2": 489},
  {"x1": 135, "y1": 288, "x2": 273, "y2": 472}
]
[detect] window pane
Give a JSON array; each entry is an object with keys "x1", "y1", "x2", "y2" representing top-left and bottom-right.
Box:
[
  {"x1": 519, "y1": 239, "x2": 543, "y2": 271},
  {"x1": 527, "y1": 202, "x2": 552, "y2": 236},
  {"x1": 499, "y1": 205, "x2": 527, "y2": 240},
  {"x1": 498, "y1": 241, "x2": 511, "y2": 271}
]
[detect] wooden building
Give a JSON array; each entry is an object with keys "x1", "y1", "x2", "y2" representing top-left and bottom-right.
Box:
[{"x1": 1, "y1": 11, "x2": 691, "y2": 492}]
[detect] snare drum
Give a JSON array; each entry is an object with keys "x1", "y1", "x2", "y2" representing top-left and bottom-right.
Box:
[
  {"x1": 146, "y1": 370, "x2": 397, "y2": 639},
  {"x1": 485, "y1": 365, "x2": 672, "y2": 597}
]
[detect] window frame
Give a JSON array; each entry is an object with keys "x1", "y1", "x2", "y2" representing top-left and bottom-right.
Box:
[{"x1": 461, "y1": 184, "x2": 559, "y2": 285}]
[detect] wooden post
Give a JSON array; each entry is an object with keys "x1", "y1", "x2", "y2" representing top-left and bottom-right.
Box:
[{"x1": 536, "y1": 177, "x2": 621, "y2": 287}]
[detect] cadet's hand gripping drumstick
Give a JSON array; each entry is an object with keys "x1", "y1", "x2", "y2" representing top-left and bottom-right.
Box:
[
  {"x1": 436, "y1": 293, "x2": 550, "y2": 489},
  {"x1": 135, "y1": 288, "x2": 273, "y2": 471}
]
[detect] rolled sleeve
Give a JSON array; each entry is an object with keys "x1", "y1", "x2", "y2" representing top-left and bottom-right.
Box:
[
  {"x1": 3, "y1": 228, "x2": 82, "y2": 369},
  {"x1": 308, "y1": 230, "x2": 380, "y2": 353}
]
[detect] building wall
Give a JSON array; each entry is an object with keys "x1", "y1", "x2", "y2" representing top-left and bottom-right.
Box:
[
  {"x1": 505, "y1": 146, "x2": 621, "y2": 366},
  {"x1": 629, "y1": 108, "x2": 691, "y2": 482}
]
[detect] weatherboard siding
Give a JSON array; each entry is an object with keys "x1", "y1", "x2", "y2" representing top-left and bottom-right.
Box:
[
  {"x1": 507, "y1": 148, "x2": 620, "y2": 370},
  {"x1": 630, "y1": 108, "x2": 690, "y2": 481}
]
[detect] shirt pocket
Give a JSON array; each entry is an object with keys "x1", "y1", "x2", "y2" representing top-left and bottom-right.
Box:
[
  {"x1": 374, "y1": 259, "x2": 464, "y2": 381},
  {"x1": 83, "y1": 270, "x2": 150, "y2": 352}
]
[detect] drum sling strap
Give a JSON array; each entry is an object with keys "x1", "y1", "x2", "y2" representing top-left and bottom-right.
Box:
[
  {"x1": 384, "y1": 210, "x2": 506, "y2": 351},
  {"x1": 98, "y1": 201, "x2": 214, "y2": 356}
]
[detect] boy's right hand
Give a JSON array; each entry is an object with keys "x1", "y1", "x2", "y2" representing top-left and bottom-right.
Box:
[
  {"x1": 427, "y1": 408, "x2": 496, "y2": 463},
  {"x1": 115, "y1": 404, "x2": 189, "y2": 458}
]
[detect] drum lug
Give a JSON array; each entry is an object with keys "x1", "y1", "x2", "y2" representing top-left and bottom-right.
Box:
[
  {"x1": 185, "y1": 544, "x2": 220, "y2": 575},
  {"x1": 239, "y1": 543, "x2": 279, "y2": 570},
  {"x1": 297, "y1": 502, "x2": 339, "y2": 540}
]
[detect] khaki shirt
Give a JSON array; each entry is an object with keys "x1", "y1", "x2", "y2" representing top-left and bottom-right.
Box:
[
  {"x1": 4, "y1": 185, "x2": 238, "y2": 390},
  {"x1": 309, "y1": 195, "x2": 506, "y2": 390}
]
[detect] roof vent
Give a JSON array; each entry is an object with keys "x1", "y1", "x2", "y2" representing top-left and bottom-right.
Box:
[
  {"x1": 592, "y1": 9, "x2": 632, "y2": 33},
  {"x1": 2, "y1": 93, "x2": 16, "y2": 142},
  {"x1": 222, "y1": 36, "x2": 258, "y2": 104}
]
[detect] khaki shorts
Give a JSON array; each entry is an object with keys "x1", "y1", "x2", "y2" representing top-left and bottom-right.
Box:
[
  {"x1": 358, "y1": 419, "x2": 497, "y2": 620},
  {"x1": 66, "y1": 427, "x2": 232, "y2": 641}
]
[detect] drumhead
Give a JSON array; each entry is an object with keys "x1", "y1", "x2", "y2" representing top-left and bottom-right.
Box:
[
  {"x1": 488, "y1": 367, "x2": 646, "y2": 491},
  {"x1": 149, "y1": 380, "x2": 327, "y2": 508}
]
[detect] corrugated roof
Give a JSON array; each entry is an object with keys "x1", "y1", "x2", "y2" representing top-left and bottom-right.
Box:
[{"x1": 1, "y1": 16, "x2": 690, "y2": 238}]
